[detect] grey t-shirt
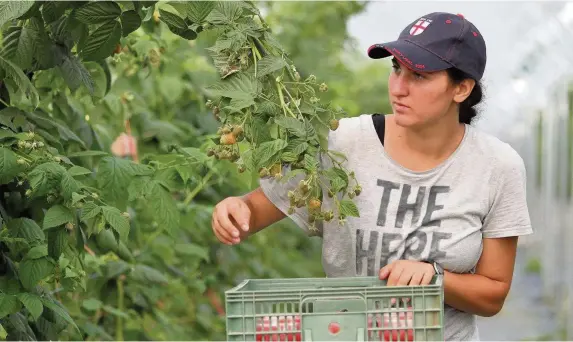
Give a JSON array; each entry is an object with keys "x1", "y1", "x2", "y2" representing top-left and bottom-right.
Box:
[{"x1": 259, "y1": 114, "x2": 533, "y2": 340}]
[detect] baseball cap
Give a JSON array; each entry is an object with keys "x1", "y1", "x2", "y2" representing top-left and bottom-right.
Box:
[{"x1": 367, "y1": 12, "x2": 486, "y2": 81}]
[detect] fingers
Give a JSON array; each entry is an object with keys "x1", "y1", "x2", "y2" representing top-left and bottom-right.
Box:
[
  {"x1": 212, "y1": 198, "x2": 251, "y2": 245},
  {"x1": 387, "y1": 265, "x2": 404, "y2": 286},
  {"x1": 379, "y1": 264, "x2": 392, "y2": 280},
  {"x1": 421, "y1": 269, "x2": 435, "y2": 285},
  {"x1": 382, "y1": 261, "x2": 436, "y2": 287},
  {"x1": 396, "y1": 269, "x2": 414, "y2": 286},
  {"x1": 409, "y1": 272, "x2": 424, "y2": 286},
  {"x1": 216, "y1": 205, "x2": 241, "y2": 240},
  {"x1": 227, "y1": 199, "x2": 251, "y2": 232},
  {"x1": 212, "y1": 215, "x2": 239, "y2": 245}
]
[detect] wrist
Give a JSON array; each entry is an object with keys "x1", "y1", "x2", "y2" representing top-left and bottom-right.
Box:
[{"x1": 429, "y1": 261, "x2": 444, "y2": 276}]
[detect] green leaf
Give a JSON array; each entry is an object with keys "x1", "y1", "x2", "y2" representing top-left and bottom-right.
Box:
[
  {"x1": 43, "y1": 205, "x2": 74, "y2": 230},
  {"x1": 130, "y1": 264, "x2": 168, "y2": 284},
  {"x1": 158, "y1": 9, "x2": 197, "y2": 40},
  {"x1": 304, "y1": 119, "x2": 317, "y2": 139},
  {"x1": 280, "y1": 152, "x2": 299, "y2": 162},
  {"x1": 41, "y1": 2, "x2": 67, "y2": 25},
  {"x1": 80, "y1": 19, "x2": 122, "y2": 62},
  {"x1": 158, "y1": 9, "x2": 186, "y2": 29},
  {"x1": 274, "y1": 117, "x2": 306, "y2": 137},
  {"x1": 82, "y1": 298, "x2": 102, "y2": 311},
  {"x1": 0, "y1": 294, "x2": 21, "y2": 319},
  {"x1": 328, "y1": 167, "x2": 348, "y2": 184},
  {"x1": 253, "y1": 139, "x2": 288, "y2": 169},
  {"x1": 142, "y1": 3, "x2": 156, "y2": 22},
  {"x1": 17, "y1": 293, "x2": 43, "y2": 321},
  {"x1": 186, "y1": 1, "x2": 215, "y2": 22},
  {"x1": 73, "y1": 1, "x2": 121, "y2": 25},
  {"x1": 71, "y1": 192, "x2": 86, "y2": 205},
  {"x1": 28, "y1": 162, "x2": 66, "y2": 198},
  {"x1": 41, "y1": 298, "x2": 80, "y2": 333},
  {"x1": 68, "y1": 166, "x2": 92, "y2": 176},
  {"x1": 25, "y1": 110, "x2": 86, "y2": 147},
  {"x1": 102, "y1": 305, "x2": 129, "y2": 318},
  {"x1": 48, "y1": 229, "x2": 69, "y2": 260},
  {"x1": 175, "y1": 243, "x2": 209, "y2": 261},
  {"x1": 97, "y1": 156, "x2": 152, "y2": 204},
  {"x1": 339, "y1": 200, "x2": 360, "y2": 218},
  {"x1": 146, "y1": 181, "x2": 179, "y2": 236},
  {"x1": 96, "y1": 60, "x2": 112, "y2": 96},
  {"x1": 0, "y1": 323, "x2": 6, "y2": 340},
  {"x1": 101, "y1": 206, "x2": 129, "y2": 242},
  {"x1": 25, "y1": 245, "x2": 48, "y2": 260},
  {"x1": 80, "y1": 202, "x2": 101, "y2": 222},
  {"x1": 95, "y1": 228, "x2": 118, "y2": 253},
  {"x1": 180, "y1": 147, "x2": 209, "y2": 163},
  {"x1": 60, "y1": 171, "x2": 82, "y2": 200},
  {"x1": 304, "y1": 153, "x2": 319, "y2": 171},
  {"x1": 7, "y1": 218, "x2": 45, "y2": 245},
  {"x1": 330, "y1": 177, "x2": 346, "y2": 193},
  {"x1": 18, "y1": 257, "x2": 54, "y2": 290},
  {"x1": 120, "y1": 10, "x2": 141, "y2": 36},
  {"x1": 223, "y1": 97, "x2": 252, "y2": 112},
  {"x1": 0, "y1": 55, "x2": 39, "y2": 107},
  {"x1": 58, "y1": 54, "x2": 95, "y2": 94},
  {"x1": 255, "y1": 55, "x2": 287, "y2": 78},
  {"x1": 293, "y1": 142, "x2": 309, "y2": 156},
  {"x1": 0, "y1": 1, "x2": 35, "y2": 27},
  {"x1": 127, "y1": 176, "x2": 151, "y2": 202},
  {"x1": 1, "y1": 25, "x2": 36, "y2": 70},
  {"x1": 206, "y1": 1, "x2": 243, "y2": 25},
  {"x1": 0, "y1": 147, "x2": 25, "y2": 184},
  {"x1": 205, "y1": 73, "x2": 261, "y2": 102}
]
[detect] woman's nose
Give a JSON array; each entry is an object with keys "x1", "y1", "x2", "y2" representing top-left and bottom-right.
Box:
[{"x1": 390, "y1": 73, "x2": 409, "y2": 97}]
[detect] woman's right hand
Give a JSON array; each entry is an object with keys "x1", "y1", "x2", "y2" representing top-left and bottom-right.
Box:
[{"x1": 212, "y1": 196, "x2": 251, "y2": 245}]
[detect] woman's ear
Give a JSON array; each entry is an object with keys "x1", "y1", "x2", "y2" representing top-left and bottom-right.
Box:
[{"x1": 453, "y1": 78, "x2": 476, "y2": 104}]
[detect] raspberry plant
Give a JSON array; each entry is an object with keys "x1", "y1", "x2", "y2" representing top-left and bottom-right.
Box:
[
  {"x1": 0, "y1": 1, "x2": 362, "y2": 340},
  {"x1": 200, "y1": 2, "x2": 362, "y2": 228}
]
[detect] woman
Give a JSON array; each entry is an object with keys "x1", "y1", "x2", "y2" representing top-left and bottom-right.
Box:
[{"x1": 211, "y1": 12, "x2": 533, "y2": 340}]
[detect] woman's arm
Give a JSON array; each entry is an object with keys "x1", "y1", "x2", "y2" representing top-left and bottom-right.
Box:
[
  {"x1": 443, "y1": 236, "x2": 518, "y2": 316},
  {"x1": 379, "y1": 236, "x2": 519, "y2": 317}
]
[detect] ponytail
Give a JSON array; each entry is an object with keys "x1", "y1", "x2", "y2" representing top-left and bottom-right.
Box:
[{"x1": 446, "y1": 68, "x2": 484, "y2": 125}]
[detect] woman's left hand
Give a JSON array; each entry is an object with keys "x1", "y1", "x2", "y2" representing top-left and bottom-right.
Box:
[{"x1": 379, "y1": 260, "x2": 436, "y2": 286}]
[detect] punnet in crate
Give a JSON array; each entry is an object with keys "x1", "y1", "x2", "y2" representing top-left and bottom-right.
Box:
[{"x1": 225, "y1": 275, "x2": 444, "y2": 341}]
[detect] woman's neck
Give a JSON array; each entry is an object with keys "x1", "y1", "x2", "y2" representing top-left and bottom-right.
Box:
[{"x1": 389, "y1": 114, "x2": 466, "y2": 160}]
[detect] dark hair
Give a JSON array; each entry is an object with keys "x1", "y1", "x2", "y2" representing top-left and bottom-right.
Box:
[{"x1": 446, "y1": 68, "x2": 484, "y2": 125}]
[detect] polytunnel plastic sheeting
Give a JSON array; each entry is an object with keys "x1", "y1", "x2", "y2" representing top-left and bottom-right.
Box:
[{"x1": 348, "y1": 1, "x2": 573, "y2": 138}]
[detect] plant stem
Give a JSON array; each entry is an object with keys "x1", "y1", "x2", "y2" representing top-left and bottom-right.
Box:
[
  {"x1": 276, "y1": 81, "x2": 288, "y2": 117},
  {"x1": 251, "y1": 44, "x2": 258, "y2": 77},
  {"x1": 183, "y1": 168, "x2": 215, "y2": 206},
  {"x1": 116, "y1": 277, "x2": 124, "y2": 341},
  {"x1": 281, "y1": 84, "x2": 302, "y2": 117}
]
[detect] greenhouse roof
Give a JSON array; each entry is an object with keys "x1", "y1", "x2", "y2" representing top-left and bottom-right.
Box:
[{"x1": 348, "y1": 1, "x2": 573, "y2": 138}]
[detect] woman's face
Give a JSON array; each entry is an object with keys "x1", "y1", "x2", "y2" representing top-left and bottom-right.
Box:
[{"x1": 388, "y1": 57, "x2": 470, "y2": 128}]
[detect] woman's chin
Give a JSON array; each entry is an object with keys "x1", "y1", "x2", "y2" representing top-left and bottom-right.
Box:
[{"x1": 393, "y1": 111, "x2": 419, "y2": 127}]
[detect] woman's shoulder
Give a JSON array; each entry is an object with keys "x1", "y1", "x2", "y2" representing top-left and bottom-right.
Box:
[
  {"x1": 327, "y1": 113, "x2": 377, "y2": 145},
  {"x1": 468, "y1": 126, "x2": 526, "y2": 173}
]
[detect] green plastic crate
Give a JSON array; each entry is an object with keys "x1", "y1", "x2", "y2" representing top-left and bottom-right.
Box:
[{"x1": 225, "y1": 275, "x2": 444, "y2": 341}]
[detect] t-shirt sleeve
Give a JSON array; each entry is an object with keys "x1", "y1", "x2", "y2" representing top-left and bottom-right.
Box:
[
  {"x1": 481, "y1": 150, "x2": 533, "y2": 238},
  {"x1": 259, "y1": 161, "x2": 324, "y2": 237}
]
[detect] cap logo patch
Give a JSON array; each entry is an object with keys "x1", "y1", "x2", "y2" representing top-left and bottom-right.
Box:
[{"x1": 409, "y1": 18, "x2": 432, "y2": 36}]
